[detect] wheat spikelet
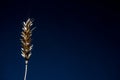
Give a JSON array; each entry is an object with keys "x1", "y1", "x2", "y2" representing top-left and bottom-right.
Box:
[{"x1": 20, "y1": 18, "x2": 34, "y2": 80}]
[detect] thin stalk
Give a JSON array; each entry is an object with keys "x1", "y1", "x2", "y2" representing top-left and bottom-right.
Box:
[{"x1": 24, "y1": 61, "x2": 28, "y2": 80}]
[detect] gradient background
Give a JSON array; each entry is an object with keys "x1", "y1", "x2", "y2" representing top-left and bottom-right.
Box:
[{"x1": 0, "y1": 0, "x2": 120, "y2": 80}]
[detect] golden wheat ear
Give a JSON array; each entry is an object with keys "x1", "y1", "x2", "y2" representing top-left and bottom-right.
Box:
[{"x1": 21, "y1": 18, "x2": 34, "y2": 80}]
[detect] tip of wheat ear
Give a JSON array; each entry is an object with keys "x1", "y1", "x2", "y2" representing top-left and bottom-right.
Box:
[{"x1": 21, "y1": 18, "x2": 34, "y2": 61}]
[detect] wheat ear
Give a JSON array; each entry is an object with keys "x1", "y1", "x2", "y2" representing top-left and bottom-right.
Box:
[{"x1": 21, "y1": 18, "x2": 34, "y2": 80}]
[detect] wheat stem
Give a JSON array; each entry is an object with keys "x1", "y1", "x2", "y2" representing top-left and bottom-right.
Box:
[{"x1": 24, "y1": 63, "x2": 28, "y2": 80}]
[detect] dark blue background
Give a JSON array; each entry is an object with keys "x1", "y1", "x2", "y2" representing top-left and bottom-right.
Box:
[{"x1": 0, "y1": 0, "x2": 120, "y2": 80}]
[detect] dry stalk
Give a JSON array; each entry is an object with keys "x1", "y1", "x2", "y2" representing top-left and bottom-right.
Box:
[{"x1": 20, "y1": 18, "x2": 34, "y2": 80}]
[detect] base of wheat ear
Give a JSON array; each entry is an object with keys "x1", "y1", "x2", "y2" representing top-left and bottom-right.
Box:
[{"x1": 21, "y1": 18, "x2": 35, "y2": 80}]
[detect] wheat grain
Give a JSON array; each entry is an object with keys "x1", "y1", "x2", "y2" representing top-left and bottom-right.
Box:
[{"x1": 21, "y1": 18, "x2": 34, "y2": 80}]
